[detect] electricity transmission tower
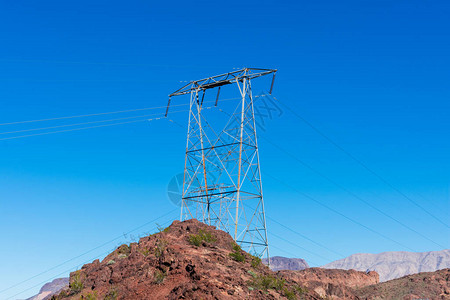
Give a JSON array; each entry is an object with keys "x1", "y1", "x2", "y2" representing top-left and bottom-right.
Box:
[{"x1": 166, "y1": 68, "x2": 276, "y2": 259}]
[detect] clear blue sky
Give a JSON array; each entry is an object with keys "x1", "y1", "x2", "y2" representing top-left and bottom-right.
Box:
[{"x1": 0, "y1": 0, "x2": 449, "y2": 298}]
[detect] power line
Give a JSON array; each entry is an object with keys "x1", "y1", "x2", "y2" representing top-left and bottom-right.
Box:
[
  {"x1": 265, "y1": 173, "x2": 416, "y2": 252},
  {"x1": 0, "y1": 105, "x2": 183, "y2": 126},
  {"x1": 7, "y1": 219, "x2": 174, "y2": 300},
  {"x1": 268, "y1": 242, "x2": 321, "y2": 268},
  {"x1": 0, "y1": 111, "x2": 172, "y2": 135},
  {"x1": 261, "y1": 136, "x2": 448, "y2": 249},
  {"x1": 242, "y1": 202, "x2": 345, "y2": 260},
  {"x1": 270, "y1": 232, "x2": 332, "y2": 262},
  {"x1": 0, "y1": 209, "x2": 177, "y2": 297},
  {"x1": 0, "y1": 96, "x2": 240, "y2": 128},
  {"x1": 215, "y1": 104, "x2": 416, "y2": 251},
  {"x1": 0, "y1": 117, "x2": 162, "y2": 141},
  {"x1": 5, "y1": 248, "x2": 113, "y2": 300},
  {"x1": 266, "y1": 215, "x2": 345, "y2": 258},
  {"x1": 275, "y1": 97, "x2": 449, "y2": 229}
]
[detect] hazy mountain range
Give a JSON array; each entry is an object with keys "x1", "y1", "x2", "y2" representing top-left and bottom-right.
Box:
[
  {"x1": 322, "y1": 249, "x2": 450, "y2": 282},
  {"x1": 262, "y1": 256, "x2": 309, "y2": 271},
  {"x1": 25, "y1": 278, "x2": 68, "y2": 300}
]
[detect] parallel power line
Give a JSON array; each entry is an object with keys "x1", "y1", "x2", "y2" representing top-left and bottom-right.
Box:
[
  {"x1": 217, "y1": 104, "x2": 418, "y2": 252},
  {"x1": 261, "y1": 136, "x2": 447, "y2": 249},
  {"x1": 0, "y1": 209, "x2": 178, "y2": 297},
  {"x1": 265, "y1": 172, "x2": 416, "y2": 252},
  {"x1": 0, "y1": 118, "x2": 162, "y2": 141},
  {"x1": 0, "y1": 97, "x2": 240, "y2": 127},
  {"x1": 275, "y1": 97, "x2": 449, "y2": 229}
]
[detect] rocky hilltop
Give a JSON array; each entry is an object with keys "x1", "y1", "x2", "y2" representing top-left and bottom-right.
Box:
[
  {"x1": 48, "y1": 219, "x2": 449, "y2": 299},
  {"x1": 262, "y1": 256, "x2": 309, "y2": 271},
  {"x1": 322, "y1": 249, "x2": 450, "y2": 282},
  {"x1": 51, "y1": 219, "x2": 379, "y2": 299}
]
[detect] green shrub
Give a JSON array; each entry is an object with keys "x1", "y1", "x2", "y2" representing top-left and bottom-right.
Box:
[
  {"x1": 117, "y1": 244, "x2": 131, "y2": 256},
  {"x1": 85, "y1": 292, "x2": 97, "y2": 300},
  {"x1": 156, "y1": 223, "x2": 170, "y2": 233},
  {"x1": 107, "y1": 259, "x2": 115, "y2": 265},
  {"x1": 188, "y1": 234, "x2": 202, "y2": 247},
  {"x1": 188, "y1": 229, "x2": 216, "y2": 247},
  {"x1": 247, "y1": 270, "x2": 257, "y2": 278},
  {"x1": 154, "y1": 239, "x2": 168, "y2": 258},
  {"x1": 154, "y1": 269, "x2": 166, "y2": 284},
  {"x1": 248, "y1": 274, "x2": 286, "y2": 292},
  {"x1": 284, "y1": 288, "x2": 296, "y2": 300},
  {"x1": 229, "y1": 243, "x2": 245, "y2": 262},
  {"x1": 293, "y1": 284, "x2": 307, "y2": 295},
  {"x1": 104, "y1": 287, "x2": 118, "y2": 300},
  {"x1": 70, "y1": 271, "x2": 83, "y2": 294},
  {"x1": 140, "y1": 248, "x2": 151, "y2": 257},
  {"x1": 251, "y1": 254, "x2": 262, "y2": 268}
]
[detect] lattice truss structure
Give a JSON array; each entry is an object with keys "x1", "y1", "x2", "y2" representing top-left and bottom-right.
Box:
[{"x1": 166, "y1": 68, "x2": 276, "y2": 258}]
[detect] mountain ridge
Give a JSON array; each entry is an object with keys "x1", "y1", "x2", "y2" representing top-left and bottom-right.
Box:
[{"x1": 322, "y1": 249, "x2": 450, "y2": 282}]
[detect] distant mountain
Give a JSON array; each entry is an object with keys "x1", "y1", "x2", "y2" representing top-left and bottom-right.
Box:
[
  {"x1": 262, "y1": 256, "x2": 309, "y2": 271},
  {"x1": 26, "y1": 277, "x2": 68, "y2": 300},
  {"x1": 322, "y1": 249, "x2": 450, "y2": 282}
]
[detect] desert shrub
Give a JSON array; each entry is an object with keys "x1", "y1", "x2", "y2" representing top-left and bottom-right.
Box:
[
  {"x1": 154, "y1": 269, "x2": 166, "y2": 284},
  {"x1": 50, "y1": 289, "x2": 68, "y2": 300},
  {"x1": 107, "y1": 259, "x2": 115, "y2": 265},
  {"x1": 104, "y1": 287, "x2": 118, "y2": 300},
  {"x1": 251, "y1": 254, "x2": 262, "y2": 268},
  {"x1": 117, "y1": 244, "x2": 131, "y2": 257},
  {"x1": 156, "y1": 223, "x2": 170, "y2": 233},
  {"x1": 84, "y1": 292, "x2": 97, "y2": 300},
  {"x1": 293, "y1": 284, "x2": 307, "y2": 295},
  {"x1": 284, "y1": 288, "x2": 296, "y2": 300},
  {"x1": 248, "y1": 274, "x2": 285, "y2": 292},
  {"x1": 188, "y1": 229, "x2": 216, "y2": 246},
  {"x1": 247, "y1": 270, "x2": 257, "y2": 278},
  {"x1": 188, "y1": 234, "x2": 202, "y2": 247},
  {"x1": 273, "y1": 277, "x2": 286, "y2": 291},
  {"x1": 70, "y1": 271, "x2": 83, "y2": 294},
  {"x1": 140, "y1": 247, "x2": 151, "y2": 257},
  {"x1": 229, "y1": 243, "x2": 245, "y2": 262},
  {"x1": 154, "y1": 239, "x2": 168, "y2": 258}
]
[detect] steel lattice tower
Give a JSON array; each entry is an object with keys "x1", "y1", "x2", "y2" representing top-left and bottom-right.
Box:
[{"x1": 166, "y1": 68, "x2": 276, "y2": 259}]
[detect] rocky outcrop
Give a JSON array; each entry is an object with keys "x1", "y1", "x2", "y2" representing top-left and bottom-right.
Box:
[
  {"x1": 322, "y1": 249, "x2": 450, "y2": 282},
  {"x1": 26, "y1": 278, "x2": 68, "y2": 300},
  {"x1": 278, "y1": 268, "x2": 379, "y2": 299},
  {"x1": 355, "y1": 268, "x2": 450, "y2": 299},
  {"x1": 52, "y1": 219, "x2": 324, "y2": 299},
  {"x1": 262, "y1": 256, "x2": 309, "y2": 271}
]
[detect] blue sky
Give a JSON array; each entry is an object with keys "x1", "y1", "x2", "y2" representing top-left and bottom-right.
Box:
[{"x1": 0, "y1": 0, "x2": 449, "y2": 298}]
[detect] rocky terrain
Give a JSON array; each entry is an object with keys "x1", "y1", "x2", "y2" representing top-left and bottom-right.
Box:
[
  {"x1": 322, "y1": 249, "x2": 450, "y2": 282},
  {"x1": 262, "y1": 256, "x2": 309, "y2": 271},
  {"x1": 50, "y1": 219, "x2": 379, "y2": 299},
  {"x1": 277, "y1": 268, "x2": 379, "y2": 299},
  {"x1": 47, "y1": 219, "x2": 449, "y2": 299},
  {"x1": 26, "y1": 278, "x2": 68, "y2": 300},
  {"x1": 355, "y1": 268, "x2": 450, "y2": 300}
]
